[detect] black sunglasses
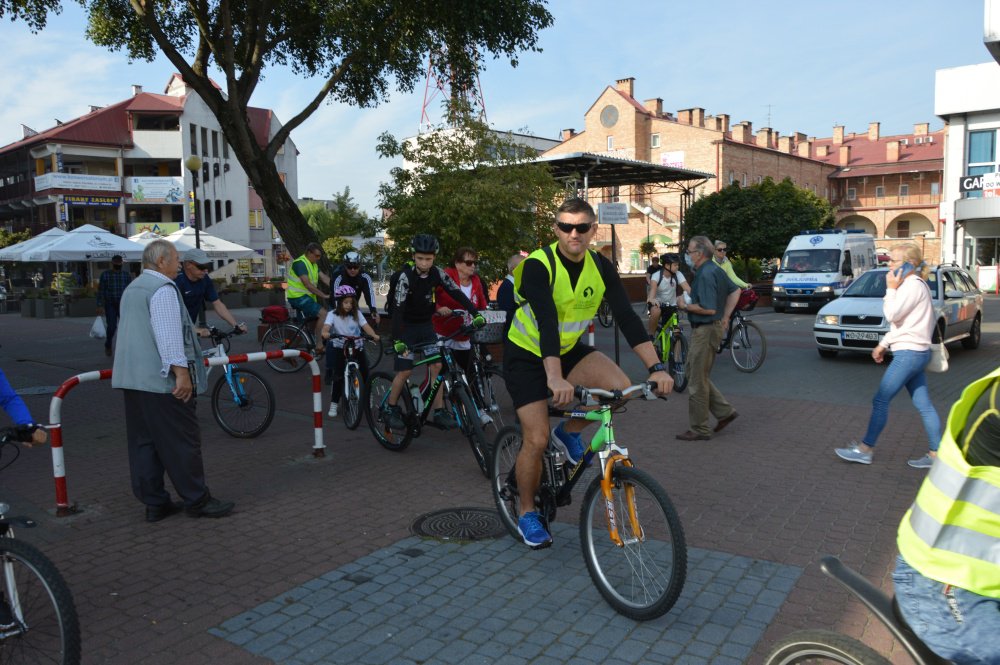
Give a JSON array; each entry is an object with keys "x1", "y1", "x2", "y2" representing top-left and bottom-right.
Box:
[
  {"x1": 556, "y1": 222, "x2": 594, "y2": 234},
  {"x1": 460, "y1": 260, "x2": 478, "y2": 267},
  {"x1": 716, "y1": 247, "x2": 727, "y2": 252},
  {"x1": 194, "y1": 263, "x2": 211, "y2": 271},
  {"x1": 345, "y1": 264, "x2": 360, "y2": 269}
]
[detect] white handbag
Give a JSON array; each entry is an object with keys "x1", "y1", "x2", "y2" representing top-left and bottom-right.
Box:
[{"x1": 926, "y1": 343, "x2": 949, "y2": 373}]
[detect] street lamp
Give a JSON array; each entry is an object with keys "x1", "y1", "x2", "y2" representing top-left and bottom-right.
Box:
[{"x1": 184, "y1": 155, "x2": 203, "y2": 250}]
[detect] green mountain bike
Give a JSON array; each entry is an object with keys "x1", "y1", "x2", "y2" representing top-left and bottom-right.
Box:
[{"x1": 651, "y1": 307, "x2": 688, "y2": 392}]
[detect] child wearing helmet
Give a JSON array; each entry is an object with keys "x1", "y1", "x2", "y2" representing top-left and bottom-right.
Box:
[
  {"x1": 645, "y1": 253, "x2": 691, "y2": 337},
  {"x1": 321, "y1": 285, "x2": 380, "y2": 418}
]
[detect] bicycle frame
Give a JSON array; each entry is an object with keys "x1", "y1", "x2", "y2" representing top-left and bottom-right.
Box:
[
  {"x1": 204, "y1": 333, "x2": 246, "y2": 404},
  {"x1": 406, "y1": 345, "x2": 464, "y2": 432},
  {"x1": 654, "y1": 310, "x2": 681, "y2": 358}
]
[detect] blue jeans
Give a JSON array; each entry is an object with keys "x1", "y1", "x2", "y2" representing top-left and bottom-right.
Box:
[
  {"x1": 893, "y1": 555, "x2": 1000, "y2": 664},
  {"x1": 862, "y1": 349, "x2": 941, "y2": 451}
]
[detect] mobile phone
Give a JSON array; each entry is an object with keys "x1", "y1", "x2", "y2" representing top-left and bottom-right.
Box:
[{"x1": 895, "y1": 262, "x2": 915, "y2": 278}]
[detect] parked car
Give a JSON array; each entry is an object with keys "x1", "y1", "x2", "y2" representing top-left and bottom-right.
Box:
[{"x1": 813, "y1": 264, "x2": 983, "y2": 358}]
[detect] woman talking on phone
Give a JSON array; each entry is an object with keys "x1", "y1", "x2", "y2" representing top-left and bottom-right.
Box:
[{"x1": 835, "y1": 242, "x2": 942, "y2": 469}]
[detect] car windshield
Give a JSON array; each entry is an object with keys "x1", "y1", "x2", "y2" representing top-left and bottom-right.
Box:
[
  {"x1": 779, "y1": 249, "x2": 841, "y2": 273},
  {"x1": 842, "y1": 270, "x2": 886, "y2": 297}
]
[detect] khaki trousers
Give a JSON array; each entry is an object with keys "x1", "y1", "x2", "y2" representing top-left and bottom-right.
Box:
[{"x1": 687, "y1": 321, "x2": 734, "y2": 436}]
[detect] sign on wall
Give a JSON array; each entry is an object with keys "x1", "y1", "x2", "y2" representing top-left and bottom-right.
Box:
[
  {"x1": 63, "y1": 195, "x2": 121, "y2": 207},
  {"x1": 660, "y1": 151, "x2": 685, "y2": 168},
  {"x1": 128, "y1": 176, "x2": 184, "y2": 204},
  {"x1": 959, "y1": 172, "x2": 1000, "y2": 196},
  {"x1": 597, "y1": 202, "x2": 630, "y2": 224}
]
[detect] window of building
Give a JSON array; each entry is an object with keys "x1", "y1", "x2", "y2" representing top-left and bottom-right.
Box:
[
  {"x1": 729, "y1": 171, "x2": 735, "y2": 185},
  {"x1": 651, "y1": 133, "x2": 660, "y2": 148},
  {"x1": 931, "y1": 182, "x2": 940, "y2": 196},
  {"x1": 899, "y1": 184, "x2": 909, "y2": 198},
  {"x1": 607, "y1": 136, "x2": 614, "y2": 151},
  {"x1": 223, "y1": 140, "x2": 229, "y2": 159},
  {"x1": 875, "y1": 185, "x2": 885, "y2": 198},
  {"x1": 225, "y1": 200, "x2": 232, "y2": 218},
  {"x1": 967, "y1": 129, "x2": 999, "y2": 199},
  {"x1": 211, "y1": 131, "x2": 219, "y2": 158},
  {"x1": 135, "y1": 114, "x2": 179, "y2": 130},
  {"x1": 896, "y1": 219, "x2": 910, "y2": 238},
  {"x1": 200, "y1": 127, "x2": 209, "y2": 156},
  {"x1": 847, "y1": 187, "x2": 856, "y2": 200},
  {"x1": 215, "y1": 200, "x2": 222, "y2": 221},
  {"x1": 756, "y1": 175, "x2": 763, "y2": 184},
  {"x1": 742, "y1": 173, "x2": 747, "y2": 187},
  {"x1": 204, "y1": 199, "x2": 212, "y2": 227},
  {"x1": 189, "y1": 124, "x2": 198, "y2": 154},
  {"x1": 249, "y1": 209, "x2": 264, "y2": 230}
]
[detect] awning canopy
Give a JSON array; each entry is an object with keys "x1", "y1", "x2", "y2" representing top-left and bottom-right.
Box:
[
  {"x1": 163, "y1": 227, "x2": 256, "y2": 260},
  {"x1": 21, "y1": 224, "x2": 145, "y2": 261},
  {"x1": 534, "y1": 152, "x2": 713, "y2": 188},
  {"x1": 0, "y1": 227, "x2": 67, "y2": 262},
  {"x1": 642, "y1": 234, "x2": 673, "y2": 244}
]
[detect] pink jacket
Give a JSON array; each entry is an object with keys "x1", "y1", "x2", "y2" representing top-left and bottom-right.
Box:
[{"x1": 878, "y1": 275, "x2": 934, "y2": 352}]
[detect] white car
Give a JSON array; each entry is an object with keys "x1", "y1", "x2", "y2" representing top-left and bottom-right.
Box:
[{"x1": 813, "y1": 265, "x2": 983, "y2": 358}]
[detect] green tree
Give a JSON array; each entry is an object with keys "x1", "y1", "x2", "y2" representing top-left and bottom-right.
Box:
[
  {"x1": 358, "y1": 241, "x2": 389, "y2": 277},
  {"x1": 684, "y1": 177, "x2": 834, "y2": 278},
  {"x1": 300, "y1": 187, "x2": 369, "y2": 241},
  {"x1": 0, "y1": 229, "x2": 30, "y2": 249},
  {"x1": 376, "y1": 110, "x2": 562, "y2": 283},
  {"x1": 2, "y1": 1, "x2": 553, "y2": 263},
  {"x1": 321, "y1": 237, "x2": 356, "y2": 265}
]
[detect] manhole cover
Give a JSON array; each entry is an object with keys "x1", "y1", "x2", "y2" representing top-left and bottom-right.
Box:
[
  {"x1": 15, "y1": 386, "x2": 58, "y2": 396},
  {"x1": 411, "y1": 507, "x2": 506, "y2": 541}
]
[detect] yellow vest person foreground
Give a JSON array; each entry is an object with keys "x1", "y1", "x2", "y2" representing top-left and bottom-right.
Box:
[
  {"x1": 286, "y1": 253, "x2": 320, "y2": 301},
  {"x1": 897, "y1": 366, "x2": 1000, "y2": 597}
]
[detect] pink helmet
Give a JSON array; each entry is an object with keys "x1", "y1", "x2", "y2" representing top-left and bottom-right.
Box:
[{"x1": 334, "y1": 285, "x2": 357, "y2": 301}]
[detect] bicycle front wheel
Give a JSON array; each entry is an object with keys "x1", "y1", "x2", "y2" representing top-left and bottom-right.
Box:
[
  {"x1": 669, "y1": 331, "x2": 689, "y2": 393},
  {"x1": 363, "y1": 337, "x2": 383, "y2": 369},
  {"x1": 364, "y1": 371, "x2": 414, "y2": 451},
  {"x1": 579, "y1": 466, "x2": 686, "y2": 621},
  {"x1": 261, "y1": 325, "x2": 310, "y2": 373},
  {"x1": 451, "y1": 384, "x2": 490, "y2": 477},
  {"x1": 730, "y1": 320, "x2": 766, "y2": 373},
  {"x1": 597, "y1": 300, "x2": 613, "y2": 328},
  {"x1": 211, "y1": 367, "x2": 276, "y2": 438},
  {"x1": 763, "y1": 629, "x2": 892, "y2": 665},
  {"x1": 0, "y1": 537, "x2": 81, "y2": 665},
  {"x1": 342, "y1": 365, "x2": 364, "y2": 430},
  {"x1": 490, "y1": 425, "x2": 524, "y2": 540}
]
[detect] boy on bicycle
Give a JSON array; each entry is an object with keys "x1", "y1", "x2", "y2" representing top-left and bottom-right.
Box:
[
  {"x1": 646, "y1": 253, "x2": 691, "y2": 338},
  {"x1": 384, "y1": 234, "x2": 485, "y2": 430},
  {"x1": 505, "y1": 198, "x2": 672, "y2": 548}
]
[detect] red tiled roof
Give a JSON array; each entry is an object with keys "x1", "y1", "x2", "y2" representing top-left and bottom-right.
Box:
[
  {"x1": 125, "y1": 94, "x2": 184, "y2": 113},
  {"x1": 810, "y1": 130, "x2": 944, "y2": 168},
  {"x1": 828, "y1": 161, "x2": 942, "y2": 179}
]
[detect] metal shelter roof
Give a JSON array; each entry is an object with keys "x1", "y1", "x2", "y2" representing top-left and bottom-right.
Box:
[{"x1": 533, "y1": 152, "x2": 714, "y2": 188}]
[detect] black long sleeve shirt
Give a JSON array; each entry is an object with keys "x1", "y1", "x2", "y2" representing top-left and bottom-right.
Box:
[{"x1": 390, "y1": 266, "x2": 478, "y2": 340}]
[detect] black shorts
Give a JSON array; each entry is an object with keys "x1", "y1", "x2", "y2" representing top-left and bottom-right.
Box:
[
  {"x1": 502, "y1": 340, "x2": 596, "y2": 410},
  {"x1": 393, "y1": 322, "x2": 439, "y2": 371}
]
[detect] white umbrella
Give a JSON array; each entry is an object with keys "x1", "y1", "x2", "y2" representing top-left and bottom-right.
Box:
[
  {"x1": 163, "y1": 227, "x2": 256, "y2": 260},
  {"x1": 127, "y1": 230, "x2": 166, "y2": 246},
  {"x1": 0, "y1": 227, "x2": 68, "y2": 262},
  {"x1": 22, "y1": 224, "x2": 145, "y2": 262}
]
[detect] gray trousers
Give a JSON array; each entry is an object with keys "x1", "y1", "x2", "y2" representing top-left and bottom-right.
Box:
[
  {"x1": 687, "y1": 322, "x2": 734, "y2": 436},
  {"x1": 123, "y1": 390, "x2": 209, "y2": 508}
]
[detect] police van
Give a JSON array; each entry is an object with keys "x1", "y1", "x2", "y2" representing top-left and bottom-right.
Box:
[{"x1": 771, "y1": 229, "x2": 877, "y2": 312}]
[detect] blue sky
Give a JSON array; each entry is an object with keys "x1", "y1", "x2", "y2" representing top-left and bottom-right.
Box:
[{"x1": 0, "y1": 1, "x2": 993, "y2": 215}]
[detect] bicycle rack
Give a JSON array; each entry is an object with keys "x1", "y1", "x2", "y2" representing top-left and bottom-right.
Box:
[{"x1": 46, "y1": 349, "x2": 323, "y2": 516}]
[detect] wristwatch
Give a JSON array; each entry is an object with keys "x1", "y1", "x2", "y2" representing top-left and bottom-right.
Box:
[{"x1": 648, "y1": 362, "x2": 667, "y2": 374}]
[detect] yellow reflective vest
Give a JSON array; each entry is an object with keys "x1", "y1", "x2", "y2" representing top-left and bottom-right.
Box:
[
  {"x1": 897, "y1": 366, "x2": 1000, "y2": 598},
  {"x1": 286, "y1": 255, "x2": 318, "y2": 301},
  {"x1": 508, "y1": 243, "x2": 605, "y2": 357}
]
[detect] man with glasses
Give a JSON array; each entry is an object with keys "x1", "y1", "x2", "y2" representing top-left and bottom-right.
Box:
[
  {"x1": 174, "y1": 248, "x2": 247, "y2": 334},
  {"x1": 286, "y1": 242, "x2": 331, "y2": 354},
  {"x1": 713, "y1": 240, "x2": 749, "y2": 289},
  {"x1": 331, "y1": 250, "x2": 380, "y2": 326},
  {"x1": 676, "y1": 236, "x2": 741, "y2": 441},
  {"x1": 504, "y1": 198, "x2": 672, "y2": 549}
]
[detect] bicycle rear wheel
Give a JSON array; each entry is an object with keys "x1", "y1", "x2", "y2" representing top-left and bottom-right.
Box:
[
  {"x1": 579, "y1": 466, "x2": 686, "y2": 621},
  {"x1": 211, "y1": 367, "x2": 276, "y2": 438},
  {"x1": 261, "y1": 325, "x2": 311, "y2": 373},
  {"x1": 451, "y1": 383, "x2": 490, "y2": 477},
  {"x1": 730, "y1": 320, "x2": 766, "y2": 373},
  {"x1": 364, "y1": 371, "x2": 414, "y2": 451},
  {"x1": 597, "y1": 300, "x2": 613, "y2": 328},
  {"x1": 763, "y1": 629, "x2": 892, "y2": 664},
  {"x1": 342, "y1": 365, "x2": 364, "y2": 430},
  {"x1": 490, "y1": 425, "x2": 524, "y2": 540},
  {"x1": 668, "y1": 331, "x2": 689, "y2": 393},
  {"x1": 363, "y1": 337, "x2": 383, "y2": 369},
  {"x1": 0, "y1": 537, "x2": 81, "y2": 665}
]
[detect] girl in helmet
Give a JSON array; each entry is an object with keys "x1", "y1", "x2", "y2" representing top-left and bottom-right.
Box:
[
  {"x1": 645, "y1": 253, "x2": 691, "y2": 337},
  {"x1": 321, "y1": 285, "x2": 380, "y2": 418}
]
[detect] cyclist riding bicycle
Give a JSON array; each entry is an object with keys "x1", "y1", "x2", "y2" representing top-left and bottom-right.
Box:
[
  {"x1": 385, "y1": 234, "x2": 485, "y2": 430},
  {"x1": 329, "y1": 250, "x2": 380, "y2": 327},
  {"x1": 321, "y1": 285, "x2": 380, "y2": 417},
  {"x1": 505, "y1": 198, "x2": 673, "y2": 548},
  {"x1": 646, "y1": 252, "x2": 691, "y2": 338},
  {"x1": 286, "y1": 242, "x2": 331, "y2": 355}
]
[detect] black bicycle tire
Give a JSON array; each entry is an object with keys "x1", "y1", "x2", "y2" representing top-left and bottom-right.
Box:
[
  {"x1": 452, "y1": 383, "x2": 490, "y2": 477},
  {"x1": 579, "y1": 466, "x2": 687, "y2": 621},
  {"x1": 364, "y1": 371, "x2": 414, "y2": 451},
  {"x1": 669, "y1": 331, "x2": 689, "y2": 393},
  {"x1": 731, "y1": 320, "x2": 767, "y2": 373},
  {"x1": 0, "y1": 537, "x2": 82, "y2": 665},
  {"x1": 364, "y1": 337, "x2": 383, "y2": 369},
  {"x1": 261, "y1": 325, "x2": 309, "y2": 373},
  {"x1": 210, "y1": 367, "x2": 276, "y2": 438},
  {"x1": 597, "y1": 300, "x2": 613, "y2": 328},
  {"x1": 763, "y1": 629, "x2": 892, "y2": 665},
  {"x1": 490, "y1": 425, "x2": 524, "y2": 540},
  {"x1": 342, "y1": 365, "x2": 364, "y2": 430}
]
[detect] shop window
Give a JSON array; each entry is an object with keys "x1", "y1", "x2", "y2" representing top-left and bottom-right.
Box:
[{"x1": 651, "y1": 133, "x2": 660, "y2": 148}]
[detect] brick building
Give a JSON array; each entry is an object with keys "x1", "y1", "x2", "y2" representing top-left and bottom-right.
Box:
[{"x1": 542, "y1": 77, "x2": 943, "y2": 269}]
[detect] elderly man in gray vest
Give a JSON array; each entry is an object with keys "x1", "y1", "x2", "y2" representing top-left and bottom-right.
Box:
[{"x1": 112, "y1": 240, "x2": 234, "y2": 522}]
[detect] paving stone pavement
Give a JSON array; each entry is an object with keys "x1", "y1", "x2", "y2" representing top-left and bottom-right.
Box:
[{"x1": 210, "y1": 524, "x2": 800, "y2": 665}]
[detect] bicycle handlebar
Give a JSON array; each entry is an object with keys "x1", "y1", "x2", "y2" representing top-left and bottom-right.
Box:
[
  {"x1": 208, "y1": 326, "x2": 247, "y2": 342},
  {"x1": 0, "y1": 425, "x2": 42, "y2": 444},
  {"x1": 326, "y1": 333, "x2": 375, "y2": 342},
  {"x1": 573, "y1": 382, "x2": 659, "y2": 404}
]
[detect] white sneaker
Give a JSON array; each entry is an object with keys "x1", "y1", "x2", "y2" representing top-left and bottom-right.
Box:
[{"x1": 327, "y1": 403, "x2": 338, "y2": 418}]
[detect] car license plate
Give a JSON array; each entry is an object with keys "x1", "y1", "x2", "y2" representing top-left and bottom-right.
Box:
[
  {"x1": 843, "y1": 331, "x2": 880, "y2": 341},
  {"x1": 790, "y1": 302, "x2": 808, "y2": 308}
]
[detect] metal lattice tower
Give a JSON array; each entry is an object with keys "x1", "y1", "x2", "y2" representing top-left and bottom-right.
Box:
[{"x1": 419, "y1": 49, "x2": 487, "y2": 133}]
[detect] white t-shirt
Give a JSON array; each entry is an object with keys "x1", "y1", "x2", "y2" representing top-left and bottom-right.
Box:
[
  {"x1": 323, "y1": 311, "x2": 368, "y2": 348},
  {"x1": 651, "y1": 269, "x2": 686, "y2": 306}
]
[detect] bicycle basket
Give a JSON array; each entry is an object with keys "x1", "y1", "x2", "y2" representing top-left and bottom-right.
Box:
[
  {"x1": 471, "y1": 310, "x2": 507, "y2": 344},
  {"x1": 260, "y1": 305, "x2": 290, "y2": 324},
  {"x1": 736, "y1": 288, "x2": 758, "y2": 312}
]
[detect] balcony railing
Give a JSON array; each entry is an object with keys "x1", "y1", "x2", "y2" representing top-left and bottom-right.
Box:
[
  {"x1": 836, "y1": 193, "x2": 940, "y2": 209},
  {"x1": 34, "y1": 173, "x2": 120, "y2": 193}
]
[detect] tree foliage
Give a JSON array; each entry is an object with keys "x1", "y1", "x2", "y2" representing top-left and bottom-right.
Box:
[
  {"x1": 300, "y1": 187, "x2": 369, "y2": 241},
  {"x1": 0, "y1": 229, "x2": 30, "y2": 249},
  {"x1": 4, "y1": 0, "x2": 553, "y2": 263},
  {"x1": 376, "y1": 110, "x2": 562, "y2": 283},
  {"x1": 684, "y1": 177, "x2": 834, "y2": 270},
  {"x1": 320, "y1": 236, "x2": 356, "y2": 265}
]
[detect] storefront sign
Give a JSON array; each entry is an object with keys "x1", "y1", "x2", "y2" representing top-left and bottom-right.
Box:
[
  {"x1": 128, "y1": 176, "x2": 184, "y2": 204},
  {"x1": 597, "y1": 202, "x2": 630, "y2": 224},
  {"x1": 959, "y1": 172, "x2": 1000, "y2": 195},
  {"x1": 35, "y1": 172, "x2": 120, "y2": 192},
  {"x1": 660, "y1": 151, "x2": 685, "y2": 168},
  {"x1": 64, "y1": 195, "x2": 121, "y2": 207}
]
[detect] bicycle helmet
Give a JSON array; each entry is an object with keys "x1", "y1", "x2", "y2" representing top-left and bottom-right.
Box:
[
  {"x1": 661, "y1": 253, "x2": 680, "y2": 265},
  {"x1": 409, "y1": 234, "x2": 440, "y2": 255},
  {"x1": 334, "y1": 285, "x2": 357, "y2": 301},
  {"x1": 343, "y1": 250, "x2": 361, "y2": 267}
]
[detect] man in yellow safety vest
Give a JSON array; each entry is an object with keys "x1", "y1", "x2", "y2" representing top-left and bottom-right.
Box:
[{"x1": 286, "y1": 242, "x2": 331, "y2": 354}]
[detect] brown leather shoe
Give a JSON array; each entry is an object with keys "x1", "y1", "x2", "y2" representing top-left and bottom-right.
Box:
[
  {"x1": 675, "y1": 431, "x2": 710, "y2": 441},
  {"x1": 714, "y1": 412, "x2": 739, "y2": 433}
]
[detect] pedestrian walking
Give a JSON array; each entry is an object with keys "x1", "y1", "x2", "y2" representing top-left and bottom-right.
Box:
[
  {"x1": 835, "y1": 242, "x2": 941, "y2": 468},
  {"x1": 676, "y1": 236, "x2": 740, "y2": 441},
  {"x1": 96, "y1": 254, "x2": 131, "y2": 356},
  {"x1": 111, "y1": 240, "x2": 234, "y2": 522}
]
